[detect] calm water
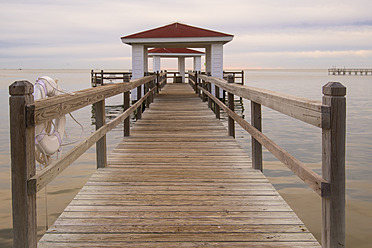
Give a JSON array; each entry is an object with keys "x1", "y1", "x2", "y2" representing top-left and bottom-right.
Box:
[{"x1": 0, "y1": 69, "x2": 371, "y2": 247}]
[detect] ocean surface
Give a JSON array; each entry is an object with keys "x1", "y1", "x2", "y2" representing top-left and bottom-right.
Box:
[{"x1": 0, "y1": 69, "x2": 371, "y2": 247}]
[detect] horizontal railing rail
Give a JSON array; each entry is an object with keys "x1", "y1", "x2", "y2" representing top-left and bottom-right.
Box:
[{"x1": 188, "y1": 71, "x2": 346, "y2": 248}]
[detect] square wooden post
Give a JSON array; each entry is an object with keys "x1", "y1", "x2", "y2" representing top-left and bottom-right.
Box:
[
  {"x1": 322, "y1": 82, "x2": 346, "y2": 248},
  {"x1": 123, "y1": 75, "x2": 130, "y2": 137},
  {"x1": 215, "y1": 84, "x2": 220, "y2": 119},
  {"x1": 94, "y1": 99, "x2": 107, "y2": 168},
  {"x1": 9, "y1": 81, "x2": 37, "y2": 248},
  {"x1": 251, "y1": 101, "x2": 262, "y2": 171},
  {"x1": 227, "y1": 75, "x2": 235, "y2": 138}
]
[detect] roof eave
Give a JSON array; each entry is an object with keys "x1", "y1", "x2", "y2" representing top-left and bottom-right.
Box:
[{"x1": 121, "y1": 36, "x2": 234, "y2": 46}]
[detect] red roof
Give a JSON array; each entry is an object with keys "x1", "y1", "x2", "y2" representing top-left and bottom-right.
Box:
[
  {"x1": 148, "y1": 48, "x2": 204, "y2": 54},
  {"x1": 121, "y1": 23, "x2": 233, "y2": 39}
]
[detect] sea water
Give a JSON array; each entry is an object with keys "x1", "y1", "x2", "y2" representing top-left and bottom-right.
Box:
[{"x1": 0, "y1": 69, "x2": 371, "y2": 247}]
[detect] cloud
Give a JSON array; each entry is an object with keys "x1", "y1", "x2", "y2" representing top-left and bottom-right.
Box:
[{"x1": 1, "y1": 0, "x2": 372, "y2": 68}]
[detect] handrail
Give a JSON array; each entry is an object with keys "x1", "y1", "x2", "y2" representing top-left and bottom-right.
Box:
[
  {"x1": 9, "y1": 72, "x2": 167, "y2": 248},
  {"x1": 197, "y1": 74, "x2": 330, "y2": 129},
  {"x1": 30, "y1": 75, "x2": 156, "y2": 125},
  {"x1": 189, "y1": 71, "x2": 346, "y2": 248},
  {"x1": 200, "y1": 85, "x2": 329, "y2": 197}
]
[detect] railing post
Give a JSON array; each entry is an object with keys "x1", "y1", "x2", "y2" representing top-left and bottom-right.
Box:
[
  {"x1": 227, "y1": 75, "x2": 235, "y2": 138},
  {"x1": 207, "y1": 81, "x2": 212, "y2": 109},
  {"x1": 9, "y1": 81, "x2": 37, "y2": 248},
  {"x1": 94, "y1": 99, "x2": 107, "y2": 168},
  {"x1": 136, "y1": 84, "x2": 142, "y2": 120},
  {"x1": 100, "y1": 69, "x2": 104, "y2": 86},
  {"x1": 215, "y1": 84, "x2": 220, "y2": 119},
  {"x1": 123, "y1": 75, "x2": 130, "y2": 137},
  {"x1": 251, "y1": 101, "x2": 262, "y2": 171},
  {"x1": 202, "y1": 79, "x2": 207, "y2": 102},
  {"x1": 156, "y1": 71, "x2": 160, "y2": 94},
  {"x1": 321, "y1": 82, "x2": 346, "y2": 248}
]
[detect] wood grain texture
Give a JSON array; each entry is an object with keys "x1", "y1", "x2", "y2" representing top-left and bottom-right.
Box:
[
  {"x1": 198, "y1": 74, "x2": 330, "y2": 128},
  {"x1": 39, "y1": 83, "x2": 320, "y2": 247}
]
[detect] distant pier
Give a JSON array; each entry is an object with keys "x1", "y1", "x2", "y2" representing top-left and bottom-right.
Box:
[{"x1": 328, "y1": 68, "x2": 372, "y2": 75}]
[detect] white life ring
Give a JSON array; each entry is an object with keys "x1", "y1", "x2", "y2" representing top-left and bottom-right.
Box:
[{"x1": 34, "y1": 76, "x2": 66, "y2": 158}]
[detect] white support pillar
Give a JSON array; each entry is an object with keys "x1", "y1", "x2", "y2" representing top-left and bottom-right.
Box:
[
  {"x1": 210, "y1": 43, "x2": 224, "y2": 95},
  {"x1": 178, "y1": 56, "x2": 185, "y2": 83},
  {"x1": 205, "y1": 45, "x2": 211, "y2": 75},
  {"x1": 211, "y1": 43, "x2": 223, "y2": 79},
  {"x1": 144, "y1": 47, "x2": 148, "y2": 74},
  {"x1": 153, "y1": 55, "x2": 161, "y2": 73},
  {"x1": 193, "y1": 56, "x2": 201, "y2": 72},
  {"x1": 131, "y1": 44, "x2": 145, "y2": 100}
]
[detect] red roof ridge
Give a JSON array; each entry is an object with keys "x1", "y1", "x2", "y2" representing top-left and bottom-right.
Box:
[{"x1": 121, "y1": 22, "x2": 233, "y2": 39}]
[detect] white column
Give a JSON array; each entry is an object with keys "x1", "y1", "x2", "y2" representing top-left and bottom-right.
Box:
[
  {"x1": 193, "y1": 56, "x2": 201, "y2": 72},
  {"x1": 205, "y1": 45, "x2": 211, "y2": 74},
  {"x1": 211, "y1": 43, "x2": 223, "y2": 78},
  {"x1": 131, "y1": 44, "x2": 144, "y2": 100},
  {"x1": 211, "y1": 43, "x2": 224, "y2": 95},
  {"x1": 144, "y1": 47, "x2": 148, "y2": 74},
  {"x1": 153, "y1": 56, "x2": 161, "y2": 73},
  {"x1": 178, "y1": 56, "x2": 185, "y2": 83}
]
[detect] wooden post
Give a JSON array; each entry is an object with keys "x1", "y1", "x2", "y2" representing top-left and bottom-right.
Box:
[
  {"x1": 9, "y1": 81, "x2": 37, "y2": 248},
  {"x1": 94, "y1": 99, "x2": 107, "y2": 168},
  {"x1": 91, "y1": 70, "x2": 94, "y2": 87},
  {"x1": 202, "y1": 79, "x2": 207, "y2": 102},
  {"x1": 207, "y1": 82, "x2": 212, "y2": 109},
  {"x1": 321, "y1": 82, "x2": 346, "y2": 248},
  {"x1": 241, "y1": 70, "x2": 244, "y2": 86},
  {"x1": 227, "y1": 75, "x2": 235, "y2": 138},
  {"x1": 136, "y1": 84, "x2": 142, "y2": 120},
  {"x1": 145, "y1": 81, "x2": 150, "y2": 109},
  {"x1": 100, "y1": 70, "x2": 104, "y2": 86},
  {"x1": 123, "y1": 75, "x2": 130, "y2": 137},
  {"x1": 215, "y1": 85, "x2": 220, "y2": 119},
  {"x1": 156, "y1": 71, "x2": 160, "y2": 94},
  {"x1": 251, "y1": 101, "x2": 262, "y2": 171}
]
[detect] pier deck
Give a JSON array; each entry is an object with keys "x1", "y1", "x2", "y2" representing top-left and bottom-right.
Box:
[{"x1": 38, "y1": 83, "x2": 320, "y2": 247}]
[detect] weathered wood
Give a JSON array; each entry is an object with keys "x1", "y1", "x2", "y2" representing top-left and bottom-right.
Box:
[
  {"x1": 251, "y1": 101, "x2": 262, "y2": 171},
  {"x1": 215, "y1": 84, "x2": 220, "y2": 119},
  {"x1": 136, "y1": 84, "x2": 142, "y2": 120},
  {"x1": 198, "y1": 74, "x2": 330, "y2": 128},
  {"x1": 28, "y1": 87, "x2": 156, "y2": 193},
  {"x1": 9, "y1": 81, "x2": 37, "y2": 248},
  {"x1": 31, "y1": 75, "x2": 156, "y2": 125},
  {"x1": 94, "y1": 100, "x2": 107, "y2": 168},
  {"x1": 38, "y1": 83, "x2": 319, "y2": 247},
  {"x1": 321, "y1": 82, "x2": 346, "y2": 248},
  {"x1": 227, "y1": 75, "x2": 235, "y2": 137},
  {"x1": 123, "y1": 75, "x2": 130, "y2": 137},
  {"x1": 200, "y1": 85, "x2": 329, "y2": 197}
]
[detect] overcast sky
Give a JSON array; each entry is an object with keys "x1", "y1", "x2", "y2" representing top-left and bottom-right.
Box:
[{"x1": 1, "y1": 0, "x2": 371, "y2": 69}]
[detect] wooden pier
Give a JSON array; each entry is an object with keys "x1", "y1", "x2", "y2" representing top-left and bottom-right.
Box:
[
  {"x1": 38, "y1": 83, "x2": 319, "y2": 247},
  {"x1": 328, "y1": 67, "x2": 372, "y2": 75},
  {"x1": 9, "y1": 71, "x2": 346, "y2": 248}
]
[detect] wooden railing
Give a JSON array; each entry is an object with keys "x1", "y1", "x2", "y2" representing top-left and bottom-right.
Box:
[
  {"x1": 188, "y1": 71, "x2": 346, "y2": 248},
  {"x1": 328, "y1": 67, "x2": 372, "y2": 75},
  {"x1": 223, "y1": 70, "x2": 244, "y2": 85},
  {"x1": 9, "y1": 72, "x2": 167, "y2": 247}
]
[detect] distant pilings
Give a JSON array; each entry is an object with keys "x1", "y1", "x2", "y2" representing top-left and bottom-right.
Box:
[{"x1": 328, "y1": 68, "x2": 372, "y2": 75}]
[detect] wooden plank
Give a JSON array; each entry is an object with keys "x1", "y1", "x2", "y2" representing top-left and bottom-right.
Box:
[{"x1": 39, "y1": 83, "x2": 319, "y2": 247}]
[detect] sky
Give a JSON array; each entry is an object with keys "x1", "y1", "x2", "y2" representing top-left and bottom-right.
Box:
[{"x1": 1, "y1": 0, "x2": 372, "y2": 69}]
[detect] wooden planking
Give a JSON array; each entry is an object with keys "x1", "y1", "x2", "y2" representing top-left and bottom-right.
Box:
[{"x1": 39, "y1": 83, "x2": 320, "y2": 247}]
